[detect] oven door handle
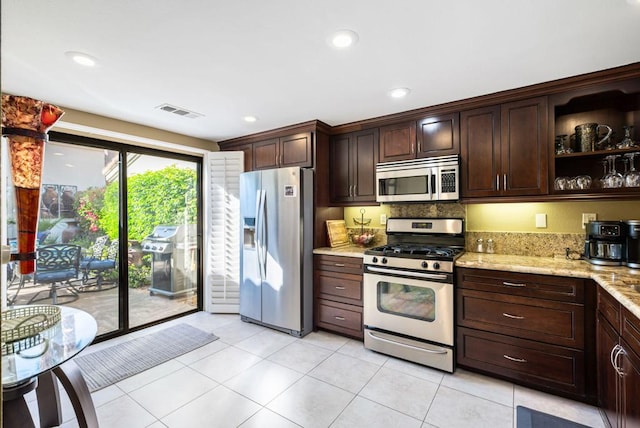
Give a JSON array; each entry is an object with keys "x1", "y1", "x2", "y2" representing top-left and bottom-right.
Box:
[
  {"x1": 366, "y1": 331, "x2": 448, "y2": 354},
  {"x1": 365, "y1": 266, "x2": 448, "y2": 281}
]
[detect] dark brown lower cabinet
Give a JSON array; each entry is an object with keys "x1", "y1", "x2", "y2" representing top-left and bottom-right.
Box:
[
  {"x1": 314, "y1": 254, "x2": 363, "y2": 339},
  {"x1": 597, "y1": 286, "x2": 640, "y2": 428},
  {"x1": 456, "y1": 268, "x2": 596, "y2": 403}
]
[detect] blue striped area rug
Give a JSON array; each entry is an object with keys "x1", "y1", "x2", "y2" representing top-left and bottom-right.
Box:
[{"x1": 74, "y1": 323, "x2": 218, "y2": 391}]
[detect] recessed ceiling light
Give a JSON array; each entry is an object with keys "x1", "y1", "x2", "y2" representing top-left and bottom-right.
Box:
[
  {"x1": 389, "y1": 87, "x2": 411, "y2": 99},
  {"x1": 244, "y1": 116, "x2": 258, "y2": 123},
  {"x1": 53, "y1": 152, "x2": 64, "y2": 156},
  {"x1": 329, "y1": 30, "x2": 359, "y2": 49},
  {"x1": 65, "y1": 163, "x2": 75, "y2": 168},
  {"x1": 65, "y1": 51, "x2": 98, "y2": 67}
]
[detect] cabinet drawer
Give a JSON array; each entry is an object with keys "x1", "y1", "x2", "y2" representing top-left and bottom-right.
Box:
[
  {"x1": 316, "y1": 269, "x2": 362, "y2": 303},
  {"x1": 316, "y1": 299, "x2": 363, "y2": 339},
  {"x1": 597, "y1": 286, "x2": 621, "y2": 331},
  {"x1": 457, "y1": 327, "x2": 585, "y2": 396},
  {"x1": 622, "y1": 307, "x2": 640, "y2": 359},
  {"x1": 457, "y1": 268, "x2": 584, "y2": 303},
  {"x1": 314, "y1": 254, "x2": 363, "y2": 275},
  {"x1": 457, "y1": 289, "x2": 584, "y2": 348}
]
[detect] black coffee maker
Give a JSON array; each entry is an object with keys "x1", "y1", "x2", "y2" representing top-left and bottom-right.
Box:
[
  {"x1": 584, "y1": 221, "x2": 626, "y2": 266},
  {"x1": 624, "y1": 220, "x2": 640, "y2": 269}
]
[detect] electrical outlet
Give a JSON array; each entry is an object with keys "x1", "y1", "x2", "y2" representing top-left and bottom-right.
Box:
[
  {"x1": 582, "y1": 213, "x2": 597, "y2": 229},
  {"x1": 380, "y1": 214, "x2": 387, "y2": 225},
  {"x1": 535, "y1": 213, "x2": 547, "y2": 228}
]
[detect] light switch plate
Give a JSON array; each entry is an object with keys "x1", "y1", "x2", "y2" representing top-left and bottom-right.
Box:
[
  {"x1": 535, "y1": 213, "x2": 547, "y2": 228},
  {"x1": 582, "y1": 213, "x2": 597, "y2": 229},
  {"x1": 380, "y1": 214, "x2": 387, "y2": 225}
]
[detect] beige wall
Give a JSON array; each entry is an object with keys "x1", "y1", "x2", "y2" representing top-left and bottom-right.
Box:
[
  {"x1": 52, "y1": 107, "x2": 218, "y2": 154},
  {"x1": 466, "y1": 200, "x2": 640, "y2": 233}
]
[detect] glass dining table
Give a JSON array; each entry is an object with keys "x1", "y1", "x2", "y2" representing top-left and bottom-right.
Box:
[{"x1": 2, "y1": 305, "x2": 98, "y2": 428}]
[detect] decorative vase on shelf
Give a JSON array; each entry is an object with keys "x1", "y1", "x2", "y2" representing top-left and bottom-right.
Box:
[{"x1": 1, "y1": 95, "x2": 64, "y2": 274}]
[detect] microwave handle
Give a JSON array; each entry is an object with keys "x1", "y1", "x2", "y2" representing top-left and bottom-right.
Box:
[{"x1": 431, "y1": 174, "x2": 436, "y2": 195}]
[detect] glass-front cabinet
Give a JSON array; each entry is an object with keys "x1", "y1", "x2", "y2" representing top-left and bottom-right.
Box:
[{"x1": 549, "y1": 78, "x2": 640, "y2": 198}]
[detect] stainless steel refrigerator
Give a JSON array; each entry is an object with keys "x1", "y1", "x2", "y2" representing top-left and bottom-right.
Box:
[{"x1": 239, "y1": 167, "x2": 314, "y2": 337}]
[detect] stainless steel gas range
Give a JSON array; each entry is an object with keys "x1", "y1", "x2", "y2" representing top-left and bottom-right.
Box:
[{"x1": 363, "y1": 217, "x2": 464, "y2": 373}]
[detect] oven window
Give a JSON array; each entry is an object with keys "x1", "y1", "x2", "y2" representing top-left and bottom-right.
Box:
[{"x1": 377, "y1": 281, "x2": 436, "y2": 322}]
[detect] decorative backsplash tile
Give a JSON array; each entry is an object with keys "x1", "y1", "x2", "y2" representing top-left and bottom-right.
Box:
[
  {"x1": 383, "y1": 202, "x2": 586, "y2": 258},
  {"x1": 465, "y1": 231, "x2": 585, "y2": 258}
]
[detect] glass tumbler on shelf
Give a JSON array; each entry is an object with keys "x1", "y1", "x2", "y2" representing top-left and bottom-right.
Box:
[
  {"x1": 576, "y1": 175, "x2": 592, "y2": 190},
  {"x1": 624, "y1": 152, "x2": 640, "y2": 187}
]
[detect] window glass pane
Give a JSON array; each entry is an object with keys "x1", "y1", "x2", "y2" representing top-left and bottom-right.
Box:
[
  {"x1": 4, "y1": 140, "x2": 121, "y2": 336},
  {"x1": 127, "y1": 154, "x2": 198, "y2": 328}
]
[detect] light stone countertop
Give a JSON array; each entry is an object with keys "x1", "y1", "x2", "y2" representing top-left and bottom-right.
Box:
[
  {"x1": 456, "y1": 252, "x2": 640, "y2": 320},
  {"x1": 313, "y1": 246, "x2": 368, "y2": 258}
]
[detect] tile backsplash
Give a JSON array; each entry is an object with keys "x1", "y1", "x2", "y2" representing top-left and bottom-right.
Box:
[{"x1": 385, "y1": 202, "x2": 585, "y2": 258}]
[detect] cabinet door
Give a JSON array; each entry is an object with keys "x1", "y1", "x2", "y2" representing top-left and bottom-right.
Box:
[
  {"x1": 280, "y1": 132, "x2": 312, "y2": 168},
  {"x1": 379, "y1": 121, "x2": 417, "y2": 163},
  {"x1": 622, "y1": 340, "x2": 640, "y2": 428},
  {"x1": 460, "y1": 105, "x2": 501, "y2": 197},
  {"x1": 500, "y1": 97, "x2": 548, "y2": 196},
  {"x1": 329, "y1": 134, "x2": 353, "y2": 203},
  {"x1": 352, "y1": 128, "x2": 378, "y2": 202},
  {"x1": 416, "y1": 113, "x2": 460, "y2": 157},
  {"x1": 597, "y1": 313, "x2": 619, "y2": 428},
  {"x1": 253, "y1": 138, "x2": 280, "y2": 170}
]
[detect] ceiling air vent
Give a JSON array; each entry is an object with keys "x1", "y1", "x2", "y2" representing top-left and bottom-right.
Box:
[{"x1": 156, "y1": 103, "x2": 203, "y2": 119}]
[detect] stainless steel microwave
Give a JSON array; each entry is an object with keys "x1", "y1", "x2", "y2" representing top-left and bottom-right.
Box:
[{"x1": 376, "y1": 155, "x2": 459, "y2": 203}]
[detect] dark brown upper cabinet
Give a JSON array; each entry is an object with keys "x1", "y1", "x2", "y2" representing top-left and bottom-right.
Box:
[
  {"x1": 330, "y1": 128, "x2": 379, "y2": 205},
  {"x1": 416, "y1": 113, "x2": 460, "y2": 157},
  {"x1": 461, "y1": 97, "x2": 548, "y2": 198},
  {"x1": 254, "y1": 132, "x2": 313, "y2": 170},
  {"x1": 378, "y1": 113, "x2": 459, "y2": 163}
]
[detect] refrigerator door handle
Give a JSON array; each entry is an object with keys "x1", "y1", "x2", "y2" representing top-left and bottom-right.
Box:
[
  {"x1": 255, "y1": 190, "x2": 265, "y2": 281},
  {"x1": 258, "y1": 189, "x2": 267, "y2": 280}
]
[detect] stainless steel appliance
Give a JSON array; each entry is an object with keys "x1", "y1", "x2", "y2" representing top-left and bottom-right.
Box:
[
  {"x1": 141, "y1": 224, "x2": 197, "y2": 297},
  {"x1": 363, "y1": 218, "x2": 464, "y2": 372},
  {"x1": 239, "y1": 167, "x2": 314, "y2": 337},
  {"x1": 376, "y1": 155, "x2": 459, "y2": 203},
  {"x1": 584, "y1": 220, "x2": 626, "y2": 266},
  {"x1": 624, "y1": 220, "x2": 640, "y2": 268}
]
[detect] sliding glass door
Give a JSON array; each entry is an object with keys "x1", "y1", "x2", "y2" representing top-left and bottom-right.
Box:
[
  {"x1": 2, "y1": 133, "x2": 202, "y2": 338},
  {"x1": 126, "y1": 153, "x2": 199, "y2": 328}
]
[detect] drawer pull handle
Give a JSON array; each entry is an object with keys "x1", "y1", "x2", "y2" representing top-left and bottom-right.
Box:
[
  {"x1": 503, "y1": 354, "x2": 527, "y2": 363},
  {"x1": 503, "y1": 281, "x2": 526, "y2": 287},
  {"x1": 334, "y1": 263, "x2": 345, "y2": 267},
  {"x1": 335, "y1": 286, "x2": 346, "y2": 290},
  {"x1": 334, "y1": 316, "x2": 346, "y2": 321},
  {"x1": 502, "y1": 312, "x2": 524, "y2": 320}
]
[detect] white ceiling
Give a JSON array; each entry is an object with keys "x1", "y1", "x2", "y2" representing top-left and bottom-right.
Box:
[{"x1": 2, "y1": 0, "x2": 640, "y2": 143}]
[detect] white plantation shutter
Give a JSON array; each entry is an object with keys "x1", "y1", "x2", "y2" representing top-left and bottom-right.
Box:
[{"x1": 204, "y1": 151, "x2": 243, "y2": 313}]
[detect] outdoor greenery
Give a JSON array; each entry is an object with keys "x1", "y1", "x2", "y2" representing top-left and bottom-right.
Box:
[
  {"x1": 102, "y1": 165, "x2": 197, "y2": 242},
  {"x1": 70, "y1": 165, "x2": 197, "y2": 288}
]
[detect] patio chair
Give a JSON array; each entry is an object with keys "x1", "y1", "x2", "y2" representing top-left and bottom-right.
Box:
[
  {"x1": 28, "y1": 244, "x2": 81, "y2": 305},
  {"x1": 78, "y1": 239, "x2": 118, "y2": 292}
]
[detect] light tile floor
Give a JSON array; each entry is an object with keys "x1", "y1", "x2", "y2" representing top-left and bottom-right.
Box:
[{"x1": 25, "y1": 312, "x2": 606, "y2": 428}]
